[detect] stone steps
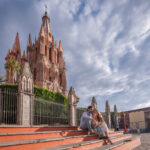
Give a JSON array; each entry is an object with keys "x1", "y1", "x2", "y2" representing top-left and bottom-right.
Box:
[
  {"x1": 0, "y1": 133, "x2": 122, "y2": 150},
  {"x1": 91, "y1": 136, "x2": 141, "y2": 150},
  {"x1": 0, "y1": 130, "x2": 87, "y2": 142},
  {"x1": 0, "y1": 129, "x2": 122, "y2": 143},
  {"x1": 0, "y1": 126, "x2": 141, "y2": 150},
  {"x1": 41, "y1": 134, "x2": 133, "y2": 150}
]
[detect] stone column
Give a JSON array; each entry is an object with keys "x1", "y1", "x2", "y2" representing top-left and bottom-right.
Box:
[
  {"x1": 68, "y1": 86, "x2": 79, "y2": 126},
  {"x1": 17, "y1": 62, "x2": 34, "y2": 126},
  {"x1": 105, "y1": 100, "x2": 111, "y2": 129},
  {"x1": 91, "y1": 96, "x2": 97, "y2": 110},
  {"x1": 114, "y1": 104, "x2": 119, "y2": 131}
]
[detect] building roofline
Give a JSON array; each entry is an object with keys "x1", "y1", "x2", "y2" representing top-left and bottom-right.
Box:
[{"x1": 124, "y1": 106, "x2": 150, "y2": 113}]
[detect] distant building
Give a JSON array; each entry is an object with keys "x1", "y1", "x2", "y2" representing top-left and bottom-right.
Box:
[
  {"x1": 124, "y1": 107, "x2": 150, "y2": 130},
  {"x1": 5, "y1": 10, "x2": 67, "y2": 96}
]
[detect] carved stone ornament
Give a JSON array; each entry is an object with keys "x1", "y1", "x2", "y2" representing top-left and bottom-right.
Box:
[{"x1": 21, "y1": 62, "x2": 32, "y2": 79}]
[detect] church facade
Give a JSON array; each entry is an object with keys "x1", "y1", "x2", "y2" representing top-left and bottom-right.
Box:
[{"x1": 5, "y1": 11, "x2": 67, "y2": 96}]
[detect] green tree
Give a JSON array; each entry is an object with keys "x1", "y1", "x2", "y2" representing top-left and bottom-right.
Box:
[{"x1": 5, "y1": 59, "x2": 21, "y2": 83}]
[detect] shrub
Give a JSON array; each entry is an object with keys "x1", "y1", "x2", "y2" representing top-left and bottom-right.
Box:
[
  {"x1": 0, "y1": 84, "x2": 68, "y2": 105},
  {"x1": 0, "y1": 84, "x2": 18, "y2": 91},
  {"x1": 34, "y1": 86, "x2": 68, "y2": 105}
]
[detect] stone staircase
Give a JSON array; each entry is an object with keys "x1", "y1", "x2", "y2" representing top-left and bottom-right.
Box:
[{"x1": 0, "y1": 126, "x2": 141, "y2": 150}]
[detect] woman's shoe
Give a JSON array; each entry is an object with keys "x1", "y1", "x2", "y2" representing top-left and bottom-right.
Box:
[
  {"x1": 103, "y1": 136, "x2": 108, "y2": 139},
  {"x1": 99, "y1": 136, "x2": 105, "y2": 139}
]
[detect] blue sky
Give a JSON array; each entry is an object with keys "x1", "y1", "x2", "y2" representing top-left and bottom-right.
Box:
[{"x1": 1, "y1": 0, "x2": 150, "y2": 112}]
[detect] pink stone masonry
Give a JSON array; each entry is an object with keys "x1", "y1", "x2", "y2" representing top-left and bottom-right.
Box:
[{"x1": 5, "y1": 11, "x2": 67, "y2": 96}]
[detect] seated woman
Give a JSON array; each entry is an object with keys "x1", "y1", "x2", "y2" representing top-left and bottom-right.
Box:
[{"x1": 92, "y1": 109, "x2": 113, "y2": 144}]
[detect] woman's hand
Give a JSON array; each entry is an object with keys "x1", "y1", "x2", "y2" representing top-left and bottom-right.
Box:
[{"x1": 91, "y1": 119, "x2": 97, "y2": 128}]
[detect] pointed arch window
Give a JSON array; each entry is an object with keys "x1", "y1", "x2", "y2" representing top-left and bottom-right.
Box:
[
  {"x1": 49, "y1": 68, "x2": 51, "y2": 81},
  {"x1": 34, "y1": 68, "x2": 36, "y2": 80},
  {"x1": 49, "y1": 48, "x2": 52, "y2": 61},
  {"x1": 45, "y1": 46, "x2": 47, "y2": 56},
  {"x1": 59, "y1": 73, "x2": 62, "y2": 85},
  {"x1": 36, "y1": 48, "x2": 38, "y2": 60}
]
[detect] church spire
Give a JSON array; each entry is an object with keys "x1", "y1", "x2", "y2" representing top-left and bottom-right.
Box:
[
  {"x1": 27, "y1": 33, "x2": 32, "y2": 47},
  {"x1": 42, "y1": 5, "x2": 51, "y2": 35},
  {"x1": 22, "y1": 50, "x2": 26, "y2": 59},
  {"x1": 21, "y1": 50, "x2": 27, "y2": 66},
  {"x1": 12, "y1": 32, "x2": 21, "y2": 54}
]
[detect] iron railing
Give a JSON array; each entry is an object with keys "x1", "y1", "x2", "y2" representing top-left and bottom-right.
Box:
[
  {"x1": 0, "y1": 88, "x2": 17, "y2": 124},
  {"x1": 34, "y1": 97, "x2": 68, "y2": 125}
]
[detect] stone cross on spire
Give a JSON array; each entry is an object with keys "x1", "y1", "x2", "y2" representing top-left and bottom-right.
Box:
[{"x1": 45, "y1": 4, "x2": 47, "y2": 13}]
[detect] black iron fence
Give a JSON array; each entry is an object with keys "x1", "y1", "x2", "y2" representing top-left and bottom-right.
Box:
[
  {"x1": 0, "y1": 88, "x2": 17, "y2": 124},
  {"x1": 0, "y1": 87, "x2": 115, "y2": 127},
  {"x1": 34, "y1": 97, "x2": 68, "y2": 125}
]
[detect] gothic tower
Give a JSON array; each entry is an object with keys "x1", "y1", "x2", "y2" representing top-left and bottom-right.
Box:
[{"x1": 5, "y1": 10, "x2": 67, "y2": 96}]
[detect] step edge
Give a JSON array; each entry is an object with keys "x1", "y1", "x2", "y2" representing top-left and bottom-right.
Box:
[
  {"x1": 0, "y1": 130, "x2": 123, "y2": 136},
  {"x1": 40, "y1": 134, "x2": 132, "y2": 150},
  {"x1": 0, "y1": 130, "x2": 86, "y2": 136},
  {"x1": 0, "y1": 125, "x2": 77, "y2": 128},
  {"x1": 107, "y1": 136, "x2": 141, "y2": 150},
  {"x1": 63, "y1": 134, "x2": 132, "y2": 150},
  {"x1": 79, "y1": 134, "x2": 132, "y2": 146},
  {"x1": 0, "y1": 134, "x2": 97, "y2": 147},
  {"x1": 0, "y1": 132, "x2": 127, "y2": 147}
]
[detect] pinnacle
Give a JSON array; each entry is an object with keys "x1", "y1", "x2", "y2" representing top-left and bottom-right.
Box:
[
  {"x1": 55, "y1": 41, "x2": 57, "y2": 48},
  {"x1": 12, "y1": 32, "x2": 21, "y2": 54},
  {"x1": 7, "y1": 49, "x2": 10, "y2": 54},
  {"x1": 58, "y1": 40, "x2": 63, "y2": 52},
  {"x1": 22, "y1": 50, "x2": 26, "y2": 58},
  {"x1": 28, "y1": 33, "x2": 32, "y2": 46},
  {"x1": 39, "y1": 25, "x2": 45, "y2": 38},
  {"x1": 52, "y1": 36, "x2": 54, "y2": 45},
  {"x1": 5, "y1": 49, "x2": 11, "y2": 60}
]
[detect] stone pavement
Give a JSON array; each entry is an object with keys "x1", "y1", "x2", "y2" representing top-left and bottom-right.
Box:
[{"x1": 133, "y1": 133, "x2": 150, "y2": 150}]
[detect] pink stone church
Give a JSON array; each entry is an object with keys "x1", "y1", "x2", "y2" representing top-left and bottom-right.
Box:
[{"x1": 5, "y1": 10, "x2": 67, "y2": 96}]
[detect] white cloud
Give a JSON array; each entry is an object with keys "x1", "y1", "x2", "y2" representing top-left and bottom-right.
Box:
[
  {"x1": 133, "y1": 101, "x2": 150, "y2": 110},
  {"x1": 1, "y1": 0, "x2": 150, "y2": 112},
  {"x1": 37, "y1": 0, "x2": 150, "y2": 111}
]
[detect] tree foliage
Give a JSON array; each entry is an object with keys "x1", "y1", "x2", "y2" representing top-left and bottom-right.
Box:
[{"x1": 5, "y1": 59, "x2": 21, "y2": 75}]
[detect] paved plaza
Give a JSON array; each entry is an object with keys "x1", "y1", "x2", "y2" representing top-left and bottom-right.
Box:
[{"x1": 133, "y1": 133, "x2": 150, "y2": 150}]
